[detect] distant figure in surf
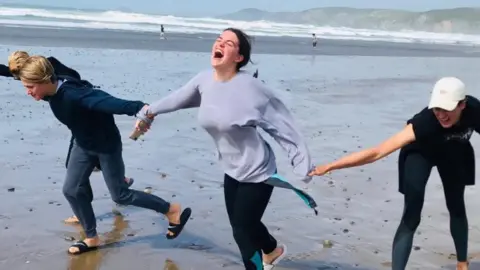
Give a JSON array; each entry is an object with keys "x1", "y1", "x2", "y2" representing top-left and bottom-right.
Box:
[
  {"x1": 133, "y1": 28, "x2": 318, "y2": 270},
  {"x1": 160, "y1": 24, "x2": 166, "y2": 40},
  {"x1": 312, "y1": 33, "x2": 317, "y2": 48},
  {"x1": 15, "y1": 55, "x2": 192, "y2": 255},
  {"x1": 2, "y1": 51, "x2": 134, "y2": 224},
  {"x1": 309, "y1": 77, "x2": 475, "y2": 270}
]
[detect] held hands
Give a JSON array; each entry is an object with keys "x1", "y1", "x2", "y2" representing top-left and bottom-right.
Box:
[{"x1": 133, "y1": 105, "x2": 155, "y2": 136}]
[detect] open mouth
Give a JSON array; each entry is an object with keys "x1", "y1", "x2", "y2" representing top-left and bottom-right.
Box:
[{"x1": 213, "y1": 49, "x2": 224, "y2": 58}]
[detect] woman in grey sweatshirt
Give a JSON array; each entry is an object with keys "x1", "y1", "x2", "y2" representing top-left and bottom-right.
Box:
[{"x1": 135, "y1": 28, "x2": 317, "y2": 270}]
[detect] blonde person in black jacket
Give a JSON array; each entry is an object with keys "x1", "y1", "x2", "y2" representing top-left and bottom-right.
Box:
[{"x1": 2, "y1": 51, "x2": 134, "y2": 224}]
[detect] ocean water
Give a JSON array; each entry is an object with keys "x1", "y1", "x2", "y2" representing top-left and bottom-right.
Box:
[{"x1": 1, "y1": 5, "x2": 480, "y2": 45}]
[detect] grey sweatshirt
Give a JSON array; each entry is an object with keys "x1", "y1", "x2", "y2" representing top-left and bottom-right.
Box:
[{"x1": 145, "y1": 70, "x2": 313, "y2": 183}]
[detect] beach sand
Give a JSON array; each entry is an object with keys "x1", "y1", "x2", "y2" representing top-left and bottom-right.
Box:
[{"x1": 2, "y1": 27, "x2": 480, "y2": 270}]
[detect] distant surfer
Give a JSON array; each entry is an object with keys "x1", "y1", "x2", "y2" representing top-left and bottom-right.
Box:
[
  {"x1": 160, "y1": 24, "x2": 166, "y2": 40},
  {"x1": 133, "y1": 27, "x2": 318, "y2": 270},
  {"x1": 2, "y1": 51, "x2": 134, "y2": 224},
  {"x1": 312, "y1": 33, "x2": 317, "y2": 48},
  {"x1": 309, "y1": 77, "x2": 473, "y2": 270},
  {"x1": 15, "y1": 55, "x2": 192, "y2": 255}
]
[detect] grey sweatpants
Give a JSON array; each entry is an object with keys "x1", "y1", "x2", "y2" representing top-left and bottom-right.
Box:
[{"x1": 63, "y1": 140, "x2": 171, "y2": 238}]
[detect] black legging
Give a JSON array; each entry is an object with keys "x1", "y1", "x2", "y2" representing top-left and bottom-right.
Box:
[
  {"x1": 224, "y1": 174, "x2": 277, "y2": 270},
  {"x1": 393, "y1": 152, "x2": 468, "y2": 270}
]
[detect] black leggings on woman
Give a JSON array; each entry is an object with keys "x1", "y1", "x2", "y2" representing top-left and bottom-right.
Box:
[
  {"x1": 224, "y1": 174, "x2": 278, "y2": 270},
  {"x1": 393, "y1": 152, "x2": 468, "y2": 270}
]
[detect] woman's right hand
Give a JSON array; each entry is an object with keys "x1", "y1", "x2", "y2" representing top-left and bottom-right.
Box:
[{"x1": 308, "y1": 164, "x2": 332, "y2": 177}]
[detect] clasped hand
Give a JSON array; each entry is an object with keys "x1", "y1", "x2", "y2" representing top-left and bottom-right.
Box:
[{"x1": 135, "y1": 105, "x2": 155, "y2": 133}]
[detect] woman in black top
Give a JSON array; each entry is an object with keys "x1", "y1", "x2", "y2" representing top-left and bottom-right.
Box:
[
  {"x1": 2, "y1": 51, "x2": 133, "y2": 223},
  {"x1": 309, "y1": 77, "x2": 474, "y2": 270}
]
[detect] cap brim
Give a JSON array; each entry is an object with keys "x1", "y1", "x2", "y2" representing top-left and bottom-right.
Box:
[{"x1": 428, "y1": 98, "x2": 458, "y2": 111}]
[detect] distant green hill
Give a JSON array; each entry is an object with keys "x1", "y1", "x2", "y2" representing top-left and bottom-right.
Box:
[{"x1": 218, "y1": 7, "x2": 480, "y2": 34}]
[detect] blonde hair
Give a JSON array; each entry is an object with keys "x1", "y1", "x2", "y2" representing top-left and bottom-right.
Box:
[
  {"x1": 18, "y1": 55, "x2": 55, "y2": 84},
  {"x1": 8, "y1": 50, "x2": 30, "y2": 76}
]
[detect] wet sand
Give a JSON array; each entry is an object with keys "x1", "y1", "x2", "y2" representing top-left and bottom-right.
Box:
[{"x1": 2, "y1": 31, "x2": 480, "y2": 270}]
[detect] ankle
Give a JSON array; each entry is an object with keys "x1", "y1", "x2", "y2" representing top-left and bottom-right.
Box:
[
  {"x1": 166, "y1": 203, "x2": 180, "y2": 218},
  {"x1": 84, "y1": 236, "x2": 100, "y2": 245},
  {"x1": 263, "y1": 246, "x2": 282, "y2": 260},
  {"x1": 457, "y1": 261, "x2": 469, "y2": 270},
  {"x1": 168, "y1": 203, "x2": 180, "y2": 213}
]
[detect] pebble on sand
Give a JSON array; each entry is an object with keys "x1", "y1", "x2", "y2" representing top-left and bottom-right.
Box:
[{"x1": 322, "y1": 240, "x2": 333, "y2": 248}]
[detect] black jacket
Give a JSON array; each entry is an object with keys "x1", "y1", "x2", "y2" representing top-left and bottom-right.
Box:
[{"x1": 49, "y1": 77, "x2": 145, "y2": 153}]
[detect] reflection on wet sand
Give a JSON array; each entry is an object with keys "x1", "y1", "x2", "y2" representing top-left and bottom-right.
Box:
[
  {"x1": 66, "y1": 215, "x2": 129, "y2": 270},
  {"x1": 65, "y1": 214, "x2": 182, "y2": 270},
  {"x1": 163, "y1": 258, "x2": 180, "y2": 270}
]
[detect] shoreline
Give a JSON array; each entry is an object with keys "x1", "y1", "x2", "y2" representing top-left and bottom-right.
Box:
[{"x1": 1, "y1": 25, "x2": 479, "y2": 57}]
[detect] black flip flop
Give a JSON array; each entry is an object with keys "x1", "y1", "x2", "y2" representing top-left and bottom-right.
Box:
[
  {"x1": 67, "y1": 240, "x2": 98, "y2": 255},
  {"x1": 166, "y1": 207, "x2": 192, "y2": 240}
]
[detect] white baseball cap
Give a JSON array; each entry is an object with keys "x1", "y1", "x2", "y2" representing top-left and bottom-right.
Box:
[{"x1": 428, "y1": 77, "x2": 466, "y2": 111}]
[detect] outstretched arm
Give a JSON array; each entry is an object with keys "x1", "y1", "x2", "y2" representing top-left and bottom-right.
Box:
[
  {"x1": 0, "y1": 64, "x2": 14, "y2": 78},
  {"x1": 145, "y1": 73, "x2": 203, "y2": 116},
  {"x1": 257, "y1": 95, "x2": 313, "y2": 182},
  {"x1": 64, "y1": 85, "x2": 145, "y2": 116},
  {"x1": 309, "y1": 124, "x2": 416, "y2": 176},
  {"x1": 47, "y1": 56, "x2": 81, "y2": 80}
]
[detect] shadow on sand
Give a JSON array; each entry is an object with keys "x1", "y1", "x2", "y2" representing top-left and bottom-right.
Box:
[
  {"x1": 64, "y1": 209, "x2": 242, "y2": 270},
  {"x1": 279, "y1": 258, "x2": 375, "y2": 270},
  {"x1": 64, "y1": 209, "x2": 376, "y2": 270}
]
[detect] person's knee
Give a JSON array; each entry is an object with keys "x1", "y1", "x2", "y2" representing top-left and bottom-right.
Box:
[
  {"x1": 231, "y1": 214, "x2": 257, "y2": 238},
  {"x1": 232, "y1": 225, "x2": 247, "y2": 240},
  {"x1": 445, "y1": 188, "x2": 467, "y2": 218},
  {"x1": 447, "y1": 201, "x2": 467, "y2": 219},
  {"x1": 62, "y1": 183, "x2": 76, "y2": 198},
  {"x1": 63, "y1": 183, "x2": 93, "y2": 201},
  {"x1": 402, "y1": 215, "x2": 421, "y2": 231},
  {"x1": 110, "y1": 187, "x2": 133, "y2": 205},
  {"x1": 402, "y1": 202, "x2": 423, "y2": 230}
]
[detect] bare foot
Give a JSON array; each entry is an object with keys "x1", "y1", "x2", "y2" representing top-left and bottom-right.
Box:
[
  {"x1": 263, "y1": 245, "x2": 285, "y2": 265},
  {"x1": 165, "y1": 203, "x2": 181, "y2": 237},
  {"x1": 68, "y1": 236, "x2": 100, "y2": 254},
  {"x1": 64, "y1": 215, "x2": 80, "y2": 224},
  {"x1": 457, "y1": 261, "x2": 469, "y2": 270}
]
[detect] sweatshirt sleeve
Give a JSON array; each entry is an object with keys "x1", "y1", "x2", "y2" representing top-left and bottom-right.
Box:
[
  {"x1": 257, "y1": 94, "x2": 314, "y2": 182},
  {"x1": 47, "y1": 56, "x2": 81, "y2": 80},
  {"x1": 63, "y1": 86, "x2": 145, "y2": 116},
  {"x1": 146, "y1": 72, "x2": 202, "y2": 115},
  {"x1": 0, "y1": 64, "x2": 13, "y2": 78}
]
